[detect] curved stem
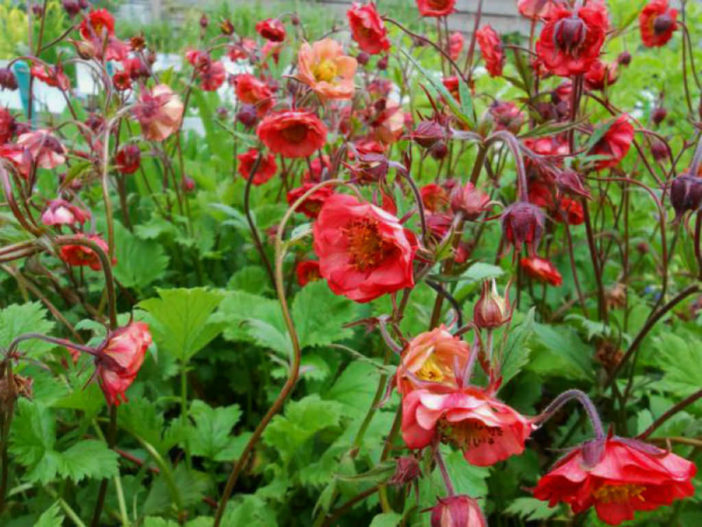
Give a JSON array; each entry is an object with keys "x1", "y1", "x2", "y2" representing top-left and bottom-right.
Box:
[
  {"x1": 534, "y1": 389, "x2": 605, "y2": 440},
  {"x1": 435, "y1": 450, "x2": 455, "y2": 496}
]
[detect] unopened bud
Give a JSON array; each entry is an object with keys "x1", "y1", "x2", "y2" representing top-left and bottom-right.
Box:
[
  {"x1": 182, "y1": 176, "x2": 195, "y2": 193},
  {"x1": 431, "y1": 495, "x2": 487, "y2": 527},
  {"x1": 670, "y1": 174, "x2": 702, "y2": 220},
  {"x1": 474, "y1": 280, "x2": 510, "y2": 329},
  {"x1": 450, "y1": 182, "x2": 491, "y2": 220},
  {"x1": 651, "y1": 106, "x2": 667, "y2": 126},
  {"x1": 356, "y1": 51, "x2": 370, "y2": 66},
  {"x1": 220, "y1": 19, "x2": 234, "y2": 35},
  {"x1": 236, "y1": 104, "x2": 258, "y2": 128},
  {"x1": 0, "y1": 68, "x2": 18, "y2": 91},
  {"x1": 411, "y1": 120, "x2": 446, "y2": 148},
  {"x1": 199, "y1": 13, "x2": 209, "y2": 29},
  {"x1": 617, "y1": 51, "x2": 632, "y2": 66},
  {"x1": 430, "y1": 141, "x2": 448, "y2": 160},
  {"x1": 377, "y1": 55, "x2": 389, "y2": 71},
  {"x1": 388, "y1": 456, "x2": 421, "y2": 486},
  {"x1": 501, "y1": 201, "x2": 545, "y2": 254}
]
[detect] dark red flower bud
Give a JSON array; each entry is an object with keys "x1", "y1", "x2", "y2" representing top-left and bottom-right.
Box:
[
  {"x1": 220, "y1": 19, "x2": 234, "y2": 35},
  {"x1": 377, "y1": 55, "x2": 389, "y2": 70},
  {"x1": 652, "y1": 106, "x2": 667, "y2": 126},
  {"x1": 431, "y1": 495, "x2": 487, "y2": 527},
  {"x1": 617, "y1": 51, "x2": 632, "y2": 66},
  {"x1": 32, "y1": 4, "x2": 44, "y2": 16},
  {"x1": 388, "y1": 456, "x2": 421, "y2": 486},
  {"x1": 474, "y1": 280, "x2": 511, "y2": 329},
  {"x1": 556, "y1": 169, "x2": 591, "y2": 199},
  {"x1": 182, "y1": 176, "x2": 196, "y2": 193},
  {"x1": 216, "y1": 106, "x2": 228, "y2": 120},
  {"x1": 291, "y1": 14, "x2": 300, "y2": 26},
  {"x1": 0, "y1": 68, "x2": 18, "y2": 91},
  {"x1": 129, "y1": 34, "x2": 146, "y2": 51},
  {"x1": 554, "y1": 16, "x2": 587, "y2": 54},
  {"x1": 199, "y1": 13, "x2": 209, "y2": 29},
  {"x1": 356, "y1": 51, "x2": 370, "y2": 66},
  {"x1": 654, "y1": 13, "x2": 675, "y2": 36},
  {"x1": 62, "y1": 0, "x2": 80, "y2": 17},
  {"x1": 78, "y1": 0, "x2": 89, "y2": 8},
  {"x1": 115, "y1": 144, "x2": 141, "y2": 175},
  {"x1": 501, "y1": 201, "x2": 545, "y2": 255},
  {"x1": 411, "y1": 120, "x2": 446, "y2": 148},
  {"x1": 85, "y1": 113, "x2": 104, "y2": 133},
  {"x1": 430, "y1": 141, "x2": 448, "y2": 160},
  {"x1": 450, "y1": 182, "x2": 492, "y2": 220},
  {"x1": 670, "y1": 174, "x2": 702, "y2": 220},
  {"x1": 236, "y1": 104, "x2": 258, "y2": 128},
  {"x1": 650, "y1": 137, "x2": 669, "y2": 161}
]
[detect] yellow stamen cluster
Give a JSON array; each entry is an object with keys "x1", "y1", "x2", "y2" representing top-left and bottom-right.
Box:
[{"x1": 593, "y1": 484, "x2": 646, "y2": 504}]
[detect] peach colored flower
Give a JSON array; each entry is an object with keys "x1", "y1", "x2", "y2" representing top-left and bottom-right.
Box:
[
  {"x1": 297, "y1": 39, "x2": 357, "y2": 100},
  {"x1": 133, "y1": 84, "x2": 184, "y2": 142}
]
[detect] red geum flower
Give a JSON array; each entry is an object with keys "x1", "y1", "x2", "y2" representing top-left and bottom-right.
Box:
[
  {"x1": 556, "y1": 196, "x2": 584, "y2": 225},
  {"x1": 0, "y1": 144, "x2": 32, "y2": 177},
  {"x1": 416, "y1": 0, "x2": 456, "y2": 18},
  {"x1": 234, "y1": 74, "x2": 273, "y2": 118},
  {"x1": 588, "y1": 115, "x2": 634, "y2": 170},
  {"x1": 133, "y1": 84, "x2": 184, "y2": 142},
  {"x1": 401, "y1": 386, "x2": 533, "y2": 466},
  {"x1": 533, "y1": 437, "x2": 696, "y2": 525},
  {"x1": 518, "y1": 0, "x2": 563, "y2": 20},
  {"x1": 431, "y1": 495, "x2": 487, "y2": 527},
  {"x1": 228, "y1": 38, "x2": 257, "y2": 61},
  {"x1": 426, "y1": 212, "x2": 454, "y2": 239},
  {"x1": 303, "y1": 155, "x2": 331, "y2": 183},
  {"x1": 312, "y1": 193, "x2": 416, "y2": 303},
  {"x1": 257, "y1": 111, "x2": 328, "y2": 159},
  {"x1": 475, "y1": 25, "x2": 505, "y2": 77},
  {"x1": 450, "y1": 182, "x2": 492, "y2": 220},
  {"x1": 198, "y1": 60, "x2": 226, "y2": 91},
  {"x1": 640, "y1": 0, "x2": 678, "y2": 48},
  {"x1": 520, "y1": 256, "x2": 562, "y2": 286},
  {"x1": 287, "y1": 183, "x2": 334, "y2": 218},
  {"x1": 255, "y1": 18, "x2": 286, "y2": 42},
  {"x1": 489, "y1": 101, "x2": 525, "y2": 134},
  {"x1": 442, "y1": 76, "x2": 460, "y2": 102},
  {"x1": 501, "y1": 201, "x2": 545, "y2": 255},
  {"x1": 0, "y1": 108, "x2": 16, "y2": 144},
  {"x1": 79, "y1": 8, "x2": 115, "y2": 40},
  {"x1": 296, "y1": 260, "x2": 321, "y2": 286},
  {"x1": 420, "y1": 183, "x2": 449, "y2": 213},
  {"x1": 112, "y1": 70, "x2": 132, "y2": 91},
  {"x1": 59, "y1": 233, "x2": 114, "y2": 271},
  {"x1": 347, "y1": 2, "x2": 391, "y2": 55},
  {"x1": 237, "y1": 148, "x2": 277, "y2": 186},
  {"x1": 115, "y1": 144, "x2": 141, "y2": 175},
  {"x1": 396, "y1": 325, "x2": 470, "y2": 395},
  {"x1": 31, "y1": 63, "x2": 71, "y2": 90},
  {"x1": 535, "y1": 2, "x2": 609, "y2": 77},
  {"x1": 448, "y1": 31, "x2": 464, "y2": 61},
  {"x1": 584, "y1": 60, "x2": 618, "y2": 91},
  {"x1": 95, "y1": 322, "x2": 152, "y2": 406},
  {"x1": 17, "y1": 130, "x2": 67, "y2": 170},
  {"x1": 41, "y1": 199, "x2": 90, "y2": 227}
]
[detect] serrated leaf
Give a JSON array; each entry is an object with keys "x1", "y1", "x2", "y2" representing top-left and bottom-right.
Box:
[
  {"x1": 10, "y1": 398, "x2": 55, "y2": 468},
  {"x1": 325, "y1": 361, "x2": 381, "y2": 412},
  {"x1": 221, "y1": 495, "x2": 277, "y2": 526},
  {"x1": 112, "y1": 221, "x2": 169, "y2": 289},
  {"x1": 292, "y1": 280, "x2": 357, "y2": 349},
  {"x1": 500, "y1": 308, "x2": 536, "y2": 388},
  {"x1": 188, "y1": 400, "x2": 242, "y2": 460},
  {"x1": 528, "y1": 323, "x2": 593, "y2": 381},
  {"x1": 505, "y1": 497, "x2": 561, "y2": 521},
  {"x1": 35, "y1": 502, "x2": 64, "y2": 527},
  {"x1": 370, "y1": 512, "x2": 402, "y2": 527},
  {"x1": 139, "y1": 288, "x2": 225, "y2": 362},
  {"x1": 59, "y1": 440, "x2": 119, "y2": 483},
  {"x1": 0, "y1": 302, "x2": 55, "y2": 358}
]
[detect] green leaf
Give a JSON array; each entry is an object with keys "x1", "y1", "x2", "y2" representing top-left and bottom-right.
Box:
[
  {"x1": 59, "y1": 440, "x2": 119, "y2": 483},
  {"x1": 326, "y1": 361, "x2": 381, "y2": 413},
  {"x1": 441, "y1": 447, "x2": 490, "y2": 497},
  {"x1": 222, "y1": 495, "x2": 278, "y2": 526},
  {"x1": 112, "y1": 221, "x2": 169, "y2": 289},
  {"x1": 0, "y1": 302, "x2": 55, "y2": 358},
  {"x1": 654, "y1": 332, "x2": 702, "y2": 395},
  {"x1": 292, "y1": 280, "x2": 357, "y2": 349},
  {"x1": 370, "y1": 512, "x2": 402, "y2": 527},
  {"x1": 35, "y1": 502, "x2": 64, "y2": 527},
  {"x1": 505, "y1": 497, "x2": 562, "y2": 521},
  {"x1": 528, "y1": 323, "x2": 594, "y2": 381},
  {"x1": 10, "y1": 398, "x2": 55, "y2": 469},
  {"x1": 500, "y1": 308, "x2": 536, "y2": 388},
  {"x1": 188, "y1": 400, "x2": 242, "y2": 460},
  {"x1": 228, "y1": 266, "x2": 271, "y2": 295},
  {"x1": 139, "y1": 288, "x2": 225, "y2": 362}
]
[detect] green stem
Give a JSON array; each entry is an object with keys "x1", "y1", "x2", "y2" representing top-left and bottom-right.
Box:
[{"x1": 181, "y1": 361, "x2": 191, "y2": 468}]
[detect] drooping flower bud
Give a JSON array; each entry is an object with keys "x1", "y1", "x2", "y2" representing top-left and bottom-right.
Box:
[
  {"x1": 431, "y1": 495, "x2": 487, "y2": 527},
  {"x1": 652, "y1": 106, "x2": 667, "y2": 126},
  {"x1": 449, "y1": 182, "x2": 491, "y2": 220},
  {"x1": 430, "y1": 141, "x2": 448, "y2": 160},
  {"x1": 377, "y1": 55, "x2": 389, "y2": 70},
  {"x1": 182, "y1": 176, "x2": 196, "y2": 193},
  {"x1": 236, "y1": 104, "x2": 258, "y2": 128},
  {"x1": 617, "y1": 51, "x2": 632, "y2": 66},
  {"x1": 0, "y1": 68, "x2": 18, "y2": 91},
  {"x1": 388, "y1": 456, "x2": 422, "y2": 486},
  {"x1": 356, "y1": 51, "x2": 370, "y2": 66},
  {"x1": 62, "y1": 0, "x2": 81, "y2": 17},
  {"x1": 345, "y1": 152, "x2": 389, "y2": 184},
  {"x1": 555, "y1": 169, "x2": 590, "y2": 199},
  {"x1": 670, "y1": 174, "x2": 702, "y2": 220},
  {"x1": 411, "y1": 120, "x2": 447, "y2": 148},
  {"x1": 474, "y1": 280, "x2": 510, "y2": 329},
  {"x1": 650, "y1": 137, "x2": 669, "y2": 161},
  {"x1": 501, "y1": 201, "x2": 545, "y2": 255}
]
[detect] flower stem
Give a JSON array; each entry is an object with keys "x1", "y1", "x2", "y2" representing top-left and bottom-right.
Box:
[{"x1": 535, "y1": 389, "x2": 605, "y2": 441}]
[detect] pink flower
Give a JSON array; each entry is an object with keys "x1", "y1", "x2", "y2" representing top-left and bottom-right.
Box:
[
  {"x1": 133, "y1": 84, "x2": 184, "y2": 142},
  {"x1": 296, "y1": 39, "x2": 358, "y2": 100},
  {"x1": 41, "y1": 199, "x2": 90, "y2": 226},
  {"x1": 18, "y1": 130, "x2": 67, "y2": 170}
]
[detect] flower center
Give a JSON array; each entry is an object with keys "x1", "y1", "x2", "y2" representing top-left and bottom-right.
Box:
[
  {"x1": 343, "y1": 218, "x2": 393, "y2": 272},
  {"x1": 653, "y1": 14, "x2": 674, "y2": 35},
  {"x1": 313, "y1": 59, "x2": 338, "y2": 83},
  {"x1": 280, "y1": 123, "x2": 309, "y2": 143},
  {"x1": 415, "y1": 355, "x2": 446, "y2": 383},
  {"x1": 440, "y1": 418, "x2": 504, "y2": 449},
  {"x1": 554, "y1": 16, "x2": 587, "y2": 56},
  {"x1": 593, "y1": 484, "x2": 646, "y2": 504}
]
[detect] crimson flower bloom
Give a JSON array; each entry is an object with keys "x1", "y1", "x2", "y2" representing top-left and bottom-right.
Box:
[
  {"x1": 585, "y1": 60, "x2": 619, "y2": 91},
  {"x1": 312, "y1": 193, "x2": 416, "y2": 303},
  {"x1": 518, "y1": 0, "x2": 563, "y2": 20},
  {"x1": 115, "y1": 144, "x2": 141, "y2": 175},
  {"x1": 450, "y1": 182, "x2": 492, "y2": 220},
  {"x1": 431, "y1": 495, "x2": 486, "y2": 527},
  {"x1": 640, "y1": 0, "x2": 678, "y2": 48},
  {"x1": 0, "y1": 108, "x2": 16, "y2": 145},
  {"x1": 489, "y1": 101, "x2": 525, "y2": 134},
  {"x1": 448, "y1": 31, "x2": 464, "y2": 61},
  {"x1": 556, "y1": 196, "x2": 584, "y2": 225},
  {"x1": 133, "y1": 84, "x2": 184, "y2": 142},
  {"x1": 186, "y1": 50, "x2": 226, "y2": 92},
  {"x1": 41, "y1": 199, "x2": 90, "y2": 227},
  {"x1": 536, "y1": 3, "x2": 609, "y2": 77},
  {"x1": 79, "y1": 8, "x2": 115, "y2": 40},
  {"x1": 396, "y1": 326, "x2": 470, "y2": 395},
  {"x1": 475, "y1": 25, "x2": 504, "y2": 77},
  {"x1": 303, "y1": 155, "x2": 331, "y2": 183},
  {"x1": 420, "y1": 183, "x2": 449, "y2": 213},
  {"x1": 296, "y1": 260, "x2": 321, "y2": 286},
  {"x1": 347, "y1": 2, "x2": 391, "y2": 55},
  {"x1": 0, "y1": 144, "x2": 32, "y2": 177},
  {"x1": 31, "y1": 64, "x2": 71, "y2": 90},
  {"x1": 402, "y1": 386, "x2": 533, "y2": 466},
  {"x1": 237, "y1": 149, "x2": 277, "y2": 186},
  {"x1": 287, "y1": 183, "x2": 334, "y2": 218},
  {"x1": 588, "y1": 115, "x2": 634, "y2": 170},
  {"x1": 520, "y1": 257, "x2": 563, "y2": 286},
  {"x1": 95, "y1": 322, "x2": 152, "y2": 406},
  {"x1": 112, "y1": 70, "x2": 132, "y2": 91},
  {"x1": 416, "y1": 0, "x2": 456, "y2": 18},
  {"x1": 234, "y1": 74, "x2": 274, "y2": 118},
  {"x1": 255, "y1": 18, "x2": 286, "y2": 42},
  {"x1": 257, "y1": 111, "x2": 328, "y2": 159},
  {"x1": 59, "y1": 234, "x2": 114, "y2": 271},
  {"x1": 533, "y1": 437, "x2": 696, "y2": 525}
]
